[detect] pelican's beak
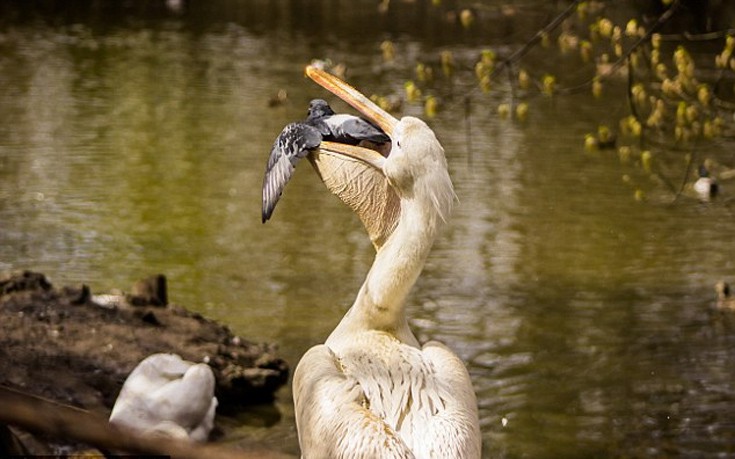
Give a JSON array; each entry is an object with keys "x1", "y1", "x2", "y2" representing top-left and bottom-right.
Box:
[
  {"x1": 317, "y1": 140, "x2": 386, "y2": 170},
  {"x1": 306, "y1": 65, "x2": 398, "y2": 171},
  {"x1": 306, "y1": 65, "x2": 399, "y2": 137}
]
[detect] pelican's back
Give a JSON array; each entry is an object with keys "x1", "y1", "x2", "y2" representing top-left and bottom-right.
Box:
[
  {"x1": 293, "y1": 344, "x2": 416, "y2": 459},
  {"x1": 293, "y1": 332, "x2": 480, "y2": 458}
]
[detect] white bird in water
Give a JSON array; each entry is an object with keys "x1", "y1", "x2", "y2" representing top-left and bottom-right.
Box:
[
  {"x1": 261, "y1": 98, "x2": 390, "y2": 223},
  {"x1": 276, "y1": 66, "x2": 481, "y2": 458},
  {"x1": 109, "y1": 353, "x2": 218, "y2": 442},
  {"x1": 693, "y1": 163, "x2": 719, "y2": 200}
]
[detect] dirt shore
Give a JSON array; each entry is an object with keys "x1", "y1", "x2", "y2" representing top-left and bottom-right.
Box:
[{"x1": 0, "y1": 270, "x2": 289, "y2": 455}]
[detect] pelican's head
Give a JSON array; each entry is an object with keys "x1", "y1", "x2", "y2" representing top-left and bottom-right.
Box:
[
  {"x1": 384, "y1": 116, "x2": 454, "y2": 221},
  {"x1": 305, "y1": 65, "x2": 455, "y2": 222}
]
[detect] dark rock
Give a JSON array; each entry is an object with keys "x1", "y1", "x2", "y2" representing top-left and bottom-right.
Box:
[
  {"x1": 129, "y1": 274, "x2": 168, "y2": 307},
  {"x1": 0, "y1": 270, "x2": 52, "y2": 296}
]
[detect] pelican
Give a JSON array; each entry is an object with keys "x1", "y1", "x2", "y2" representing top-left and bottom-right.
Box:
[
  {"x1": 262, "y1": 99, "x2": 389, "y2": 223},
  {"x1": 286, "y1": 66, "x2": 481, "y2": 458},
  {"x1": 109, "y1": 353, "x2": 218, "y2": 442}
]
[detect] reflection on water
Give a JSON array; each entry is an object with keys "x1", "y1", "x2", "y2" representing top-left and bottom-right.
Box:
[{"x1": 2, "y1": 2, "x2": 735, "y2": 457}]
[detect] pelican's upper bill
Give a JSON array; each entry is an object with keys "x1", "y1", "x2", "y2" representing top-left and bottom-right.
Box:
[{"x1": 306, "y1": 65, "x2": 398, "y2": 137}]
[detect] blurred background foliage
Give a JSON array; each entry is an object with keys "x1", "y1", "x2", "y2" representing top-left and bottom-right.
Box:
[{"x1": 6, "y1": 0, "x2": 727, "y2": 200}]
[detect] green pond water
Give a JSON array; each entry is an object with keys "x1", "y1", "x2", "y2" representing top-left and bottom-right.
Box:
[{"x1": 1, "y1": 2, "x2": 735, "y2": 457}]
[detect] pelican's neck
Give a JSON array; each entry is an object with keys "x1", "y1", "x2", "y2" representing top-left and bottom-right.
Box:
[{"x1": 326, "y1": 193, "x2": 444, "y2": 349}]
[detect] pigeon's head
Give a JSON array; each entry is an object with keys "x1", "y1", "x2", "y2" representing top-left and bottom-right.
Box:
[{"x1": 307, "y1": 99, "x2": 335, "y2": 120}]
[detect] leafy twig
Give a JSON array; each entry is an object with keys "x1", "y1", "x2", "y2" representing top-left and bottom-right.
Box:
[{"x1": 558, "y1": 0, "x2": 684, "y2": 94}]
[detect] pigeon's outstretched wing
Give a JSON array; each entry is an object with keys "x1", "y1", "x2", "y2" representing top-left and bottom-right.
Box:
[{"x1": 262, "y1": 122, "x2": 322, "y2": 222}]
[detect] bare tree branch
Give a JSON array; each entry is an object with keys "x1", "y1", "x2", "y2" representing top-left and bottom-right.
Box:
[
  {"x1": 492, "y1": 0, "x2": 582, "y2": 79},
  {"x1": 0, "y1": 386, "x2": 293, "y2": 459}
]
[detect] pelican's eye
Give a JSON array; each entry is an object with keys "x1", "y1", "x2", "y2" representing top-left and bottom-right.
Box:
[{"x1": 396, "y1": 140, "x2": 401, "y2": 148}]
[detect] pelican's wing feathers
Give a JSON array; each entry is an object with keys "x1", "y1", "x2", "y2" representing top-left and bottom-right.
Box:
[
  {"x1": 262, "y1": 122, "x2": 322, "y2": 223},
  {"x1": 308, "y1": 142, "x2": 400, "y2": 250},
  {"x1": 293, "y1": 345, "x2": 415, "y2": 459},
  {"x1": 419, "y1": 341, "x2": 482, "y2": 457}
]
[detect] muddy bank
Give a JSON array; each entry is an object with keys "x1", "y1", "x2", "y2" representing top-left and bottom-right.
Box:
[{"x1": 0, "y1": 270, "x2": 289, "y2": 426}]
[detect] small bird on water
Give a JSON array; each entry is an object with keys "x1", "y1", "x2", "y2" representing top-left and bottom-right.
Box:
[
  {"x1": 261, "y1": 99, "x2": 390, "y2": 223},
  {"x1": 694, "y1": 163, "x2": 719, "y2": 200}
]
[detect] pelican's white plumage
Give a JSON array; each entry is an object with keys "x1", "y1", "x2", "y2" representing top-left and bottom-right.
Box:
[
  {"x1": 109, "y1": 353, "x2": 217, "y2": 442},
  {"x1": 291, "y1": 67, "x2": 481, "y2": 459}
]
